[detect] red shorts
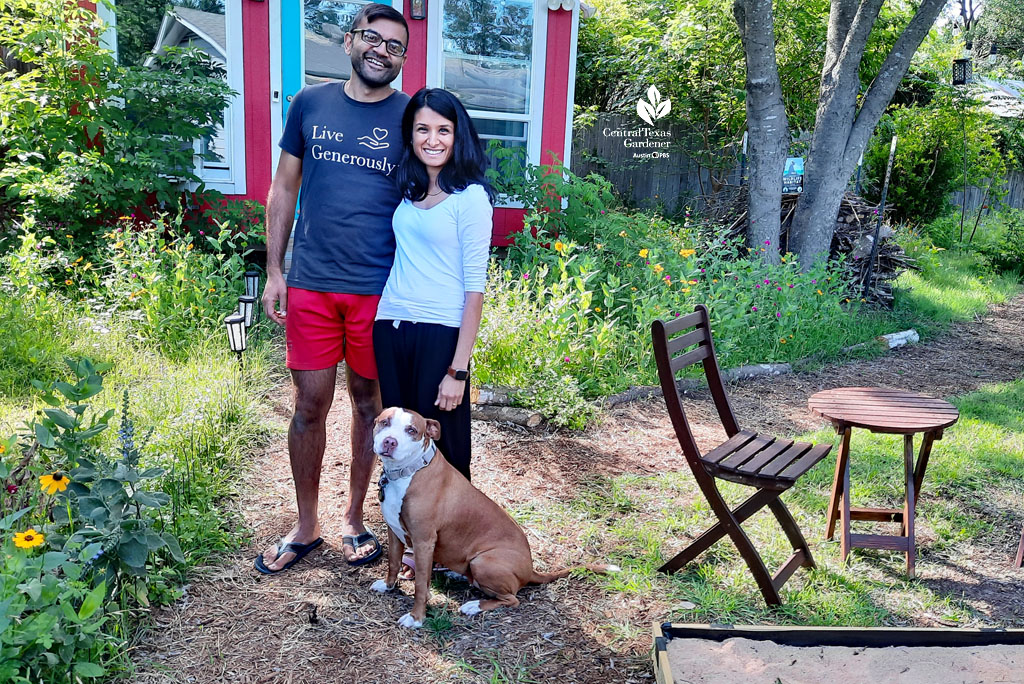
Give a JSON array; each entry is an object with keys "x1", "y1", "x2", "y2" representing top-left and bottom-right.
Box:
[{"x1": 285, "y1": 287, "x2": 380, "y2": 378}]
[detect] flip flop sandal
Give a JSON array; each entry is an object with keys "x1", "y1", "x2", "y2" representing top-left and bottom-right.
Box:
[
  {"x1": 342, "y1": 530, "x2": 383, "y2": 567},
  {"x1": 254, "y1": 537, "x2": 324, "y2": 574}
]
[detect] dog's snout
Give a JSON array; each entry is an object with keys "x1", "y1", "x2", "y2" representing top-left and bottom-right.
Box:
[{"x1": 380, "y1": 436, "x2": 398, "y2": 456}]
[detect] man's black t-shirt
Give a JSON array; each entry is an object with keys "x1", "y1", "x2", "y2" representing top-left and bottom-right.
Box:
[{"x1": 279, "y1": 83, "x2": 410, "y2": 295}]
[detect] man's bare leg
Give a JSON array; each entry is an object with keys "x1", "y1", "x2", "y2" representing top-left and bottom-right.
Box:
[
  {"x1": 340, "y1": 365, "x2": 382, "y2": 562},
  {"x1": 261, "y1": 366, "x2": 336, "y2": 571}
]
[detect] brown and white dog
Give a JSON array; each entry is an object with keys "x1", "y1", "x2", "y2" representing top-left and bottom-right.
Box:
[{"x1": 370, "y1": 407, "x2": 618, "y2": 628}]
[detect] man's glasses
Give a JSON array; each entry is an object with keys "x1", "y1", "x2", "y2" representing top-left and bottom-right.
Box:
[{"x1": 351, "y1": 28, "x2": 407, "y2": 57}]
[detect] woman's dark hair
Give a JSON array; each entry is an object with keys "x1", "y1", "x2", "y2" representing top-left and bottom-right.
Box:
[{"x1": 396, "y1": 88, "x2": 494, "y2": 203}]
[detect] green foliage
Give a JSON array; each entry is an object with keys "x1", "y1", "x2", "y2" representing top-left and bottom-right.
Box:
[
  {"x1": 85, "y1": 214, "x2": 262, "y2": 356},
  {"x1": 865, "y1": 92, "x2": 1007, "y2": 224},
  {"x1": 0, "y1": 0, "x2": 233, "y2": 243},
  {"x1": 0, "y1": 358, "x2": 184, "y2": 681},
  {"x1": 976, "y1": 209, "x2": 1024, "y2": 277}
]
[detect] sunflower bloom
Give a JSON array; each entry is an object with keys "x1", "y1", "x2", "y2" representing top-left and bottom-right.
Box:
[
  {"x1": 13, "y1": 528, "x2": 45, "y2": 549},
  {"x1": 40, "y1": 471, "x2": 69, "y2": 495}
]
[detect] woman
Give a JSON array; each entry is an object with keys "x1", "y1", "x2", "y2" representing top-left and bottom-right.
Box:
[{"x1": 373, "y1": 87, "x2": 493, "y2": 484}]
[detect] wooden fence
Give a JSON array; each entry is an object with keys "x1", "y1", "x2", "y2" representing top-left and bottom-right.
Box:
[
  {"x1": 570, "y1": 114, "x2": 740, "y2": 216},
  {"x1": 571, "y1": 113, "x2": 1024, "y2": 215},
  {"x1": 951, "y1": 169, "x2": 1024, "y2": 212}
]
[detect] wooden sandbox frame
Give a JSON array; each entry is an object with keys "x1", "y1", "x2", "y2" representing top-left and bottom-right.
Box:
[{"x1": 652, "y1": 622, "x2": 1024, "y2": 684}]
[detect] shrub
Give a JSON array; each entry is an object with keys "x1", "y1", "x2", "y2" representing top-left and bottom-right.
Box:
[{"x1": 0, "y1": 0, "x2": 233, "y2": 244}]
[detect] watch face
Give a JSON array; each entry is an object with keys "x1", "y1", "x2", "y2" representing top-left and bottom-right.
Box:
[{"x1": 455, "y1": 369, "x2": 469, "y2": 381}]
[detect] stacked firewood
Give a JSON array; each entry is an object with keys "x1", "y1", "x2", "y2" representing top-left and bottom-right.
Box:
[{"x1": 704, "y1": 186, "x2": 914, "y2": 307}]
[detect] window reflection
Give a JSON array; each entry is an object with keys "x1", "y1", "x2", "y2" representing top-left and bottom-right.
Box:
[
  {"x1": 304, "y1": 0, "x2": 363, "y2": 84},
  {"x1": 442, "y1": 0, "x2": 533, "y2": 114}
]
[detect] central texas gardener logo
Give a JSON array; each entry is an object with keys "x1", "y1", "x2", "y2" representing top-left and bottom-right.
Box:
[{"x1": 637, "y1": 86, "x2": 671, "y2": 126}]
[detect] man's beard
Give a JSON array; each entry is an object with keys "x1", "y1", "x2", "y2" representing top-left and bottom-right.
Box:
[{"x1": 351, "y1": 51, "x2": 400, "y2": 88}]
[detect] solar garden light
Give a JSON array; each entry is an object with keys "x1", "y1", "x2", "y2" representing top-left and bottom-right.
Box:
[
  {"x1": 237, "y1": 295, "x2": 257, "y2": 328},
  {"x1": 224, "y1": 313, "x2": 247, "y2": 365},
  {"x1": 244, "y1": 269, "x2": 260, "y2": 299}
]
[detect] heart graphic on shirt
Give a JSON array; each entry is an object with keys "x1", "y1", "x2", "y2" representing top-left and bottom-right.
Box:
[{"x1": 358, "y1": 127, "x2": 391, "y2": 151}]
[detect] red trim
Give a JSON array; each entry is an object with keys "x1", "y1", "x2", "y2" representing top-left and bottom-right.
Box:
[
  {"x1": 540, "y1": 9, "x2": 572, "y2": 168},
  {"x1": 491, "y1": 208, "x2": 528, "y2": 247},
  {"x1": 235, "y1": 0, "x2": 272, "y2": 203},
  {"x1": 403, "y1": 10, "x2": 428, "y2": 94}
]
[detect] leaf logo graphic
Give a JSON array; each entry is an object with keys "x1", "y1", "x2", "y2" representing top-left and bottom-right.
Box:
[{"x1": 637, "y1": 85, "x2": 671, "y2": 125}]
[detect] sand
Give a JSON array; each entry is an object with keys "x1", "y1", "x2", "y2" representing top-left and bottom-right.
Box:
[{"x1": 665, "y1": 636, "x2": 1024, "y2": 684}]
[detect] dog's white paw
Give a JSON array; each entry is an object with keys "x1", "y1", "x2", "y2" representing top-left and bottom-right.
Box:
[
  {"x1": 397, "y1": 612, "x2": 423, "y2": 629},
  {"x1": 459, "y1": 600, "x2": 482, "y2": 616},
  {"x1": 370, "y1": 579, "x2": 394, "y2": 593}
]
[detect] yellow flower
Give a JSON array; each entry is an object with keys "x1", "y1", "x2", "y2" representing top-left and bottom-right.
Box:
[
  {"x1": 13, "y1": 528, "x2": 45, "y2": 549},
  {"x1": 74, "y1": 256, "x2": 83, "y2": 264},
  {"x1": 39, "y1": 471, "x2": 69, "y2": 495},
  {"x1": 682, "y1": 287, "x2": 691, "y2": 293},
  {"x1": 631, "y1": 287, "x2": 638, "y2": 291},
  {"x1": 781, "y1": 256, "x2": 787, "y2": 262},
  {"x1": 688, "y1": 280, "x2": 697, "y2": 285},
  {"x1": 618, "y1": 231, "x2": 627, "y2": 238},
  {"x1": 639, "y1": 248, "x2": 649, "y2": 258},
  {"x1": 118, "y1": 216, "x2": 131, "y2": 220},
  {"x1": 712, "y1": 279, "x2": 718, "y2": 283},
  {"x1": 816, "y1": 289, "x2": 823, "y2": 295},
  {"x1": 595, "y1": 307, "x2": 602, "y2": 312},
  {"x1": 626, "y1": 263, "x2": 633, "y2": 267},
  {"x1": 83, "y1": 262, "x2": 92, "y2": 270},
  {"x1": 595, "y1": 243, "x2": 603, "y2": 249},
  {"x1": 652, "y1": 263, "x2": 664, "y2": 273},
  {"x1": 554, "y1": 240, "x2": 566, "y2": 253},
  {"x1": 780, "y1": 338, "x2": 787, "y2": 344},
  {"x1": 65, "y1": 234, "x2": 73, "y2": 239},
  {"x1": 65, "y1": 279, "x2": 72, "y2": 285},
  {"x1": 679, "y1": 249, "x2": 696, "y2": 258},
  {"x1": 208, "y1": 286, "x2": 216, "y2": 292},
  {"x1": 187, "y1": 244, "x2": 194, "y2": 251},
  {"x1": 114, "y1": 241, "x2": 124, "y2": 249}
]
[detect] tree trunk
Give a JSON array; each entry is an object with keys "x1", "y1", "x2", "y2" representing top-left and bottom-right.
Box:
[
  {"x1": 734, "y1": 0, "x2": 788, "y2": 264},
  {"x1": 790, "y1": 0, "x2": 947, "y2": 268}
]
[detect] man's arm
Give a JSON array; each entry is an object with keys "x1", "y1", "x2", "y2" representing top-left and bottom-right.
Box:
[{"x1": 262, "y1": 151, "x2": 302, "y2": 325}]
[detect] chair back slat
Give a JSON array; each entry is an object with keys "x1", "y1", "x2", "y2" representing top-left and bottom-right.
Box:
[
  {"x1": 669, "y1": 345, "x2": 710, "y2": 373},
  {"x1": 666, "y1": 328, "x2": 708, "y2": 356},
  {"x1": 651, "y1": 318, "x2": 702, "y2": 464},
  {"x1": 660, "y1": 310, "x2": 703, "y2": 335}
]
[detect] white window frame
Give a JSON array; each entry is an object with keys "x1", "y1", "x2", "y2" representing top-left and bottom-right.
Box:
[
  {"x1": 200, "y1": 0, "x2": 247, "y2": 195},
  {"x1": 425, "y1": 0, "x2": 547, "y2": 171}
]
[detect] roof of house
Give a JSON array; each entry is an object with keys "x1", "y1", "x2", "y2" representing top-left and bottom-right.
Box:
[
  {"x1": 976, "y1": 77, "x2": 1024, "y2": 118},
  {"x1": 145, "y1": 6, "x2": 226, "y2": 66}
]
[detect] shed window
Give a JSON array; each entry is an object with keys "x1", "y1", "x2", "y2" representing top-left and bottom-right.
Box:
[{"x1": 429, "y1": 0, "x2": 546, "y2": 179}]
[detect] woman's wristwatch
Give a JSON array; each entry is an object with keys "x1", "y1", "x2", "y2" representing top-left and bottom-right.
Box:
[{"x1": 446, "y1": 366, "x2": 469, "y2": 381}]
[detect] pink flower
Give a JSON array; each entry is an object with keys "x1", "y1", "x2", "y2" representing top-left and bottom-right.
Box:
[
  {"x1": 755, "y1": 284, "x2": 760, "y2": 289},
  {"x1": 751, "y1": 306, "x2": 758, "y2": 312},
  {"x1": 600, "y1": 210, "x2": 606, "y2": 214},
  {"x1": 563, "y1": 356, "x2": 570, "y2": 362},
  {"x1": 776, "y1": 312, "x2": 781, "y2": 318},
  {"x1": 777, "y1": 287, "x2": 782, "y2": 291},
  {"x1": 700, "y1": 268, "x2": 705, "y2": 273},
  {"x1": 764, "y1": 279, "x2": 769, "y2": 284},
  {"x1": 522, "y1": 273, "x2": 530, "y2": 280},
  {"x1": 674, "y1": 312, "x2": 680, "y2": 318},
  {"x1": 811, "y1": 279, "x2": 817, "y2": 284},
  {"x1": 788, "y1": 284, "x2": 794, "y2": 288},
  {"x1": 764, "y1": 239, "x2": 771, "y2": 245}
]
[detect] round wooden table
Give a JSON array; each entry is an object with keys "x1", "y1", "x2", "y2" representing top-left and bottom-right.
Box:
[{"x1": 808, "y1": 387, "x2": 959, "y2": 577}]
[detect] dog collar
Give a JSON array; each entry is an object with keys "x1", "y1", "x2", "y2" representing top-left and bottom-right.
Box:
[{"x1": 378, "y1": 443, "x2": 436, "y2": 501}]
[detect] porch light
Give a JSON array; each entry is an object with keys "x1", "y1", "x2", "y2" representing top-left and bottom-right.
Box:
[
  {"x1": 244, "y1": 269, "x2": 260, "y2": 299},
  {"x1": 225, "y1": 313, "x2": 247, "y2": 360},
  {"x1": 237, "y1": 295, "x2": 257, "y2": 328}
]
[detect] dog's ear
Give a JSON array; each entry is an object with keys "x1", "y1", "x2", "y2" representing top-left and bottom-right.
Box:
[{"x1": 424, "y1": 419, "x2": 441, "y2": 441}]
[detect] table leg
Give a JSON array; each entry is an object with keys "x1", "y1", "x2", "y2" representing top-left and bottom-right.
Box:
[
  {"x1": 913, "y1": 431, "x2": 937, "y2": 498},
  {"x1": 826, "y1": 427, "x2": 852, "y2": 540},
  {"x1": 841, "y1": 440, "x2": 852, "y2": 563},
  {"x1": 904, "y1": 434, "x2": 916, "y2": 578}
]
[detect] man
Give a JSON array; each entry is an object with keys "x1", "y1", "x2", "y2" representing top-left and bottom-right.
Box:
[{"x1": 256, "y1": 4, "x2": 410, "y2": 573}]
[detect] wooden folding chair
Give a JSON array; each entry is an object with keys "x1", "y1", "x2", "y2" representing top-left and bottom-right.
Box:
[{"x1": 652, "y1": 304, "x2": 832, "y2": 606}]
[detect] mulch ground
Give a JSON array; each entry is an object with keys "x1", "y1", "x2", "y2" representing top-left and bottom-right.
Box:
[{"x1": 131, "y1": 294, "x2": 1024, "y2": 684}]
